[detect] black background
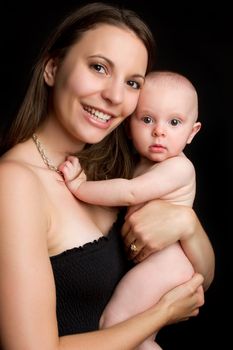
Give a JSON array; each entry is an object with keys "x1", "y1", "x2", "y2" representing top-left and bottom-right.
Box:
[{"x1": 1, "y1": 1, "x2": 232, "y2": 348}]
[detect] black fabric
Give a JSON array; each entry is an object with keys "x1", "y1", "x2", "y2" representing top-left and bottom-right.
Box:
[{"x1": 50, "y1": 215, "x2": 130, "y2": 336}]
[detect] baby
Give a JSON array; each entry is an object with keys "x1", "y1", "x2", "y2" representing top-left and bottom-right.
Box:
[{"x1": 59, "y1": 71, "x2": 202, "y2": 349}]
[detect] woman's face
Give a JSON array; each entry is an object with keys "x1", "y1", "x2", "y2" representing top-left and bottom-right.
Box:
[{"x1": 44, "y1": 24, "x2": 148, "y2": 147}]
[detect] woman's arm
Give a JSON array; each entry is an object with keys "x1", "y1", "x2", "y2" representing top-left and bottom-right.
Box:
[
  {"x1": 122, "y1": 200, "x2": 215, "y2": 291},
  {"x1": 0, "y1": 163, "x2": 205, "y2": 350},
  {"x1": 178, "y1": 209, "x2": 215, "y2": 291},
  {"x1": 59, "y1": 273, "x2": 204, "y2": 350}
]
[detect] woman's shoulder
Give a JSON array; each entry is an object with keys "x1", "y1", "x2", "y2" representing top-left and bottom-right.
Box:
[
  {"x1": 0, "y1": 146, "x2": 45, "y2": 196},
  {"x1": 0, "y1": 157, "x2": 39, "y2": 185},
  {"x1": 0, "y1": 148, "x2": 49, "y2": 230}
]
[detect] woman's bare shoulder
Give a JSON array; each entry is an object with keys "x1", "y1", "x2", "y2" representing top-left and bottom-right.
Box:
[
  {"x1": 0, "y1": 148, "x2": 49, "y2": 216},
  {"x1": 0, "y1": 156, "x2": 41, "y2": 188},
  {"x1": 0, "y1": 155, "x2": 49, "y2": 237}
]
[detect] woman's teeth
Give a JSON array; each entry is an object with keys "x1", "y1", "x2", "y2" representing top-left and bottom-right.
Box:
[{"x1": 84, "y1": 105, "x2": 111, "y2": 123}]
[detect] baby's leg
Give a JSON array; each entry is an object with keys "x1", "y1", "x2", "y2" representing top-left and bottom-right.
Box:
[
  {"x1": 137, "y1": 336, "x2": 163, "y2": 350},
  {"x1": 100, "y1": 242, "x2": 194, "y2": 349}
]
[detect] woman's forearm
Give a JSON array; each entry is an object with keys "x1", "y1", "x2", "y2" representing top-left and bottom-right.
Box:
[
  {"x1": 179, "y1": 207, "x2": 215, "y2": 291},
  {"x1": 59, "y1": 272, "x2": 204, "y2": 350},
  {"x1": 121, "y1": 200, "x2": 215, "y2": 291},
  {"x1": 59, "y1": 308, "x2": 166, "y2": 350}
]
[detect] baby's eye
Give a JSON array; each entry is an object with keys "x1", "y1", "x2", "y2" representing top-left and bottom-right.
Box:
[
  {"x1": 170, "y1": 118, "x2": 181, "y2": 126},
  {"x1": 91, "y1": 64, "x2": 106, "y2": 74},
  {"x1": 142, "y1": 116, "x2": 153, "y2": 124},
  {"x1": 127, "y1": 80, "x2": 141, "y2": 90}
]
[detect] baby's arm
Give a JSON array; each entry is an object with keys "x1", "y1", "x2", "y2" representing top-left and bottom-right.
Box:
[
  {"x1": 59, "y1": 156, "x2": 87, "y2": 194},
  {"x1": 60, "y1": 155, "x2": 195, "y2": 206}
]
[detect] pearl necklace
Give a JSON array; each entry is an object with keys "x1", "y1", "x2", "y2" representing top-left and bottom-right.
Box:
[{"x1": 32, "y1": 133, "x2": 62, "y2": 174}]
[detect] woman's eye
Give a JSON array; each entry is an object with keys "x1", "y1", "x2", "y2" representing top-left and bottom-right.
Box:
[
  {"x1": 127, "y1": 80, "x2": 141, "y2": 90},
  {"x1": 170, "y1": 118, "x2": 181, "y2": 126},
  {"x1": 142, "y1": 116, "x2": 153, "y2": 124},
  {"x1": 91, "y1": 64, "x2": 106, "y2": 74}
]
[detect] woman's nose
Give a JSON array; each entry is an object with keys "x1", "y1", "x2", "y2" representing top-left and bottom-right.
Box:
[{"x1": 102, "y1": 79, "x2": 124, "y2": 105}]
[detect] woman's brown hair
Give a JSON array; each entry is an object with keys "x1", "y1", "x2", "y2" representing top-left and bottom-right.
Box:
[{"x1": 2, "y1": 2, "x2": 156, "y2": 179}]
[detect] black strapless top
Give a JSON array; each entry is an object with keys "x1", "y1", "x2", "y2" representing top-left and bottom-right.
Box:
[{"x1": 50, "y1": 215, "x2": 130, "y2": 336}]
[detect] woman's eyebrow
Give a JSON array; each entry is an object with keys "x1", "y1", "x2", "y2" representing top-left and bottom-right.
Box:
[{"x1": 89, "y1": 54, "x2": 145, "y2": 81}]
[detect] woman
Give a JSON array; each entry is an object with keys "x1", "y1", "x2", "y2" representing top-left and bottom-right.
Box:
[{"x1": 0, "y1": 2, "x2": 214, "y2": 349}]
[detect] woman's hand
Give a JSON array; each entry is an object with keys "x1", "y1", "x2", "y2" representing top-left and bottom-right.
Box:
[
  {"x1": 122, "y1": 200, "x2": 191, "y2": 262},
  {"x1": 122, "y1": 199, "x2": 215, "y2": 290},
  {"x1": 156, "y1": 273, "x2": 204, "y2": 326}
]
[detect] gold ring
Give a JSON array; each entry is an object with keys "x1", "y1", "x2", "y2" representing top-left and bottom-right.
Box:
[{"x1": 130, "y1": 242, "x2": 138, "y2": 252}]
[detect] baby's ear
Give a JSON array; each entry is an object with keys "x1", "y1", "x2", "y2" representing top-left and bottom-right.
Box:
[
  {"x1": 44, "y1": 58, "x2": 58, "y2": 86},
  {"x1": 187, "y1": 122, "x2": 202, "y2": 144}
]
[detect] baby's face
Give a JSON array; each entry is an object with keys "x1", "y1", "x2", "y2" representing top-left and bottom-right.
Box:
[{"x1": 129, "y1": 80, "x2": 201, "y2": 162}]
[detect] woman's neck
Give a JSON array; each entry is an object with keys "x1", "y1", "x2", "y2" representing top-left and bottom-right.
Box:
[{"x1": 36, "y1": 120, "x2": 85, "y2": 165}]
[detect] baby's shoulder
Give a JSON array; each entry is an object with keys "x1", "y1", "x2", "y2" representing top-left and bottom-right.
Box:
[
  {"x1": 158, "y1": 153, "x2": 194, "y2": 169},
  {"x1": 149, "y1": 154, "x2": 195, "y2": 179}
]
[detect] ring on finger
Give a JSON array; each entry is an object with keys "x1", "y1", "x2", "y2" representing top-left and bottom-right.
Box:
[{"x1": 130, "y1": 241, "x2": 138, "y2": 253}]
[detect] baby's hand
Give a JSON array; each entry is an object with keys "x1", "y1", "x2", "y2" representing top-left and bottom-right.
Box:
[{"x1": 59, "y1": 155, "x2": 85, "y2": 181}]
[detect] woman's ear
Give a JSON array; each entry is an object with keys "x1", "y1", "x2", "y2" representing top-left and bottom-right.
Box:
[
  {"x1": 187, "y1": 121, "x2": 202, "y2": 144},
  {"x1": 44, "y1": 58, "x2": 58, "y2": 86}
]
